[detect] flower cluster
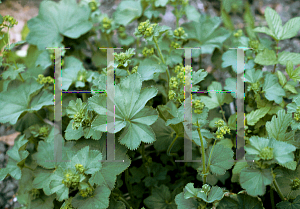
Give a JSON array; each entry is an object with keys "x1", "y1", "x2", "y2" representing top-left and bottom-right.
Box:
[
  {"x1": 290, "y1": 178, "x2": 300, "y2": 190},
  {"x1": 62, "y1": 169, "x2": 81, "y2": 188},
  {"x1": 75, "y1": 164, "x2": 85, "y2": 174},
  {"x1": 38, "y1": 126, "x2": 49, "y2": 137},
  {"x1": 1, "y1": 15, "x2": 18, "y2": 28},
  {"x1": 214, "y1": 119, "x2": 230, "y2": 139},
  {"x1": 168, "y1": 64, "x2": 191, "y2": 102},
  {"x1": 233, "y1": 29, "x2": 243, "y2": 37},
  {"x1": 192, "y1": 99, "x2": 205, "y2": 114},
  {"x1": 135, "y1": 20, "x2": 157, "y2": 38},
  {"x1": 79, "y1": 182, "x2": 94, "y2": 198},
  {"x1": 131, "y1": 66, "x2": 138, "y2": 74},
  {"x1": 102, "y1": 17, "x2": 112, "y2": 29},
  {"x1": 114, "y1": 48, "x2": 135, "y2": 68},
  {"x1": 173, "y1": 27, "x2": 187, "y2": 40},
  {"x1": 170, "y1": 41, "x2": 181, "y2": 49},
  {"x1": 77, "y1": 70, "x2": 87, "y2": 83},
  {"x1": 118, "y1": 25, "x2": 127, "y2": 38},
  {"x1": 37, "y1": 74, "x2": 54, "y2": 85},
  {"x1": 294, "y1": 106, "x2": 300, "y2": 122},
  {"x1": 73, "y1": 108, "x2": 91, "y2": 130},
  {"x1": 259, "y1": 146, "x2": 274, "y2": 160},
  {"x1": 88, "y1": 0, "x2": 98, "y2": 11},
  {"x1": 247, "y1": 81, "x2": 261, "y2": 94},
  {"x1": 142, "y1": 47, "x2": 154, "y2": 57}
]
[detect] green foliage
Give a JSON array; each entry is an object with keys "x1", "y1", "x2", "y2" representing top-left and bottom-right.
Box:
[{"x1": 1, "y1": 0, "x2": 300, "y2": 208}]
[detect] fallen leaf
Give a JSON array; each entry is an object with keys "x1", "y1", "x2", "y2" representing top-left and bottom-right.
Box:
[{"x1": 0, "y1": 132, "x2": 21, "y2": 146}]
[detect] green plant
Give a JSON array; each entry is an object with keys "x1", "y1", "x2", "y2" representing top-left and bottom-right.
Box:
[{"x1": 1, "y1": 0, "x2": 300, "y2": 208}]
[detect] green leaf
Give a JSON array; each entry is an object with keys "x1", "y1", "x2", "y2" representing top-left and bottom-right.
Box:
[
  {"x1": 263, "y1": 73, "x2": 285, "y2": 104},
  {"x1": 90, "y1": 73, "x2": 158, "y2": 150},
  {"x1": 264, "y1": 7, "x2": 283, "y2": 40},
  {"x1": 231, "y1": 161, "x2": 248, "y2": 183},
  {"x1": 175, "y1": 192, "x2": 203, "y2": 209},
  {"x1": 183, "y1": 183, "x2": 200, "y2": 199},
  {"x1": 274, "y1": 166, "x2": 300, "y2": 200},
  {"x1": 280, "y1": 17, "x2": 300, "y2": 40},
  {"x1": 286, "y1": 61, "x2": 300, "y2": 82},
  {"x1": 244, "y1": 68, "x2": 263, "y2": 84},
  {"x1": 0, "y1": 135, "x2": 29, "y2": 181},
  {"x1": 87, "y1": 137, "x2": 131, "y2": 190},
  {"x1": 277, "y1": 195, "x2": 300, "y2": 209},
  {"x1": 71, "y1": 185, "x2": 111, "y2": 209},
  {"x1": 108, "y1": 197, "x2": 126, "y2": 209},
  {"x1": 246, "y1": 106, "x2": 271, "y2": 126},
  {"x1": 218, "y1": 193, "x2": 264, "y2": 209},
  {"x1": 144, "y1": 185, "x2": 177, "y2": 209},
  {"x1": 137, "y1": 57, "x2": 167, "y2": 81},
  {"x1": 266, "y1": 109, "x2": 292, "y2": 141},
  {"x1": 154, "y1": 0, "x2": 168, "y2": 7},
  {"x1": 245, "y1": 136, "x2": 296, "y2": 167},
  {"x1": 113, "y1": 0, "x2": 142, "y2": 26},
  {"x1": 200, "y1": 81, "x2": 232, "y2": 110},
  {"x1": 253, "y1": 27, "x2": 276, "y2": 39},
  {"x1": 151, "y1": 118, "x2": 182, "y2": 152},
  {"x1": 182, "y1": 15, "x2": 230, "y2": 55},
  {"x1": 222, "y1": 50, "x2": 240, "y2": 73},
  {"x1": 1, "y1": 64, "x2": 25, "y2": 80},
  {"x1": 62, "y1": 56, "x2": 87, "y2": 90},
  {"x1": 206, "y1": 144, "x2": 234, "y2": 175},
  {"x1": 26, "y1": 0, "x2": 92, "y2": 50},
  {"x1": 32, "y1": 135, "x2": 68, "y2": 169},
  {"x1": 239, "y1": 167, "x2": 273, "y2": 196},
  {"x1": 184, "y1": 5, "x2": 200, "y2": 22},
  {"x1": 254, "y1": 48, "x2": 278, "y2": 66},
  {"x1": 278, "y1": 51, "x2": 300, "y2": 65},
  {"x1": 32, "y1": 168, "x2": 54, "y2": 195},
  {"x1": 0, "y1": 78, "x2": 53, "y2": 125},
  {"x1": 197, "y1": 185, "x2": 225, "y2": 203},
  {"x1": 277, "y1": 70, "x2": 287, "y2": 86},
  {"x1": 192, "y1": 69, "x2": 208, "y2": 85}
]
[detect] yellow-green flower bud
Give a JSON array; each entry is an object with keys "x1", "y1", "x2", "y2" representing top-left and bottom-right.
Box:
[
  {"x1": 75, "y1": 164, "x2": 85, "y2": 173},
  {"x1": 169, "y1": 90, "x2": 176, "y2": 100},
  {"x1": 291, "y1": 178, "x2": 300, "y2": 190},
  {"x1": 259, "y1": 146, "x2": 274, "y2": 160}
]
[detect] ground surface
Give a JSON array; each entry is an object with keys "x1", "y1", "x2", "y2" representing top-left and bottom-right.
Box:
[{"x1": 0, "y1": 0, "x2": 300, "y2": 208}]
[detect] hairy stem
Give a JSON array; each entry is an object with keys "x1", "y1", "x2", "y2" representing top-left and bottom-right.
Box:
[
  {"x1": 270, "y1": 187, "x2": 275, "y2": 209},
  {"x1": 19, "y1": 73, "x2": 24, "y2": 82},
  {"x1": 207, "y1": 139, "x2": 217, "y2": 173},
  {"x1": 196, "y1": 121, "x2": 207, "y2": 184},
  {"x1": 118, "y1": 196, "x2": 132, "y2": 209},
  {"x1": 220, "y1": 105, "x2": 227, "y2": 123},
  {"x1": 273, "y1": 172, "x2": 285, "y2": 201},
  {"x1": 125, "y1": 169, "x2": 134, "y2": 202},
  {"x1": 153, "y1": 36, "x2": 170, "y2": 103},
  {"x1": 167, "y1": 135, "x2": 179, "y2": 156},
  {"x1": 272, "y1": 40, "x2": 279, "y2": 74}
]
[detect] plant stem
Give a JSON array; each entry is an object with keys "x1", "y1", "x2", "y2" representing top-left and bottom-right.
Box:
[
  {"x1": 167, "y1": 135, "x2": 179, "y2": 156},
  {"x1": 270, "y1": 187, "x2": 275, "y2": 209},
  {"x1": 19, "y1": 73, "x2": 24, "y2": 82},
  {"x1": 273, "y1": 174, "x2": 285, "y2": 201},
  {"x1": 153, "y1": 36, "x2": 170, "y2": 103},
  {"x1": 272, "y1": 40, "x2": 279, "y2": 74},
  {"x1": 82, "y1": 93, "x2": 87, "y2": 103},
  {"x1": 174, "y1": 7, "x2": 179, "y2": 28},
  {"x1": 125, "y1": 169, "x2": 134, "y2": 202},
  {"x1": 207, "y1": 139, "x2": 217, "y2": 173},
  {"x1": 118, "y1": 195, "x2": 132, "y2": 209},
  {"x1": 196, "y1": 122, "x2": 207, "y2": 184},
  {"x1": 153, "y1": 36, "x2": 166, "y2": 64},
  {"x1": 220, "y1": 105, "x2": 227, "y2": 123},
  {"x1": 7, "y1": 28, "x2": 10, "y2": 49}
]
